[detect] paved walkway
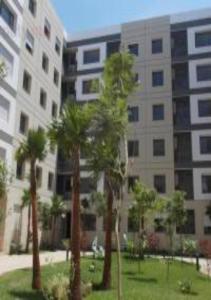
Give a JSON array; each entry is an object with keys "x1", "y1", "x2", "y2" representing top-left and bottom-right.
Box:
[{"x1": 0, "y1": 251, "x2": 67, "y2": 276}]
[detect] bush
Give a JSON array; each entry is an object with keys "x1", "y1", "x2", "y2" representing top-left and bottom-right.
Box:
[
  {"x1": 178, "y1": 279, "x2": 192, "y2": 294},
  {"x1": 43, "y1": 273, "x2": 69, "y2": 300},
  {"x1": 183, "y1": 239, "x2": 197, "y2": 257}
]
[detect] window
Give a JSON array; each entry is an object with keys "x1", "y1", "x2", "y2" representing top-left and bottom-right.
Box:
[
  {"x1": 128, "y1": 106, "x2": 139, "y2": 122},
  {"x1": 48, "y1": 172, "x2": 54, "y2": 191},
  {"x1": 82, "y1": 79, "x2": 99, "y2": 94},
  {"x1": 81, "y1": 214, "x2": 96, "y2": 231},
  {"x1": 36, "y1": 166, "x2": 42, "y2": 188},
  {"x1": 197, "y1": 65, "x2": 211, "y2": 81},
  {"x1": 198, "y1": 99, "x2": 211, "y2": 117},
  {"x1": 128, "y1": 140, "x2": 139, "y2": 157},
  {"x1": 23, "y1": 70, "x2": 32, "y2": 94},
  {"x1": 154, "y1": 218, "x2": 165, "y2": 233},
  {"x1": 44, "y1": 18, "x2": 51, "y2": 39},
  {"x1": 177, "y1": 210, "x2": 195, "y2": 235},
  {"x1": 40, "y1": 89, "x2": 47, "y2": 109},
  {"x1": 128, "y1": 176, "x2": 139, "y2": 192},
  {"x1": 28, "y1": 0, "x2": 36, "y2": 16},
  {"x1": 0, "y1": 96, "x2": 9, "y2": 122},
  {"x1": 153, "y1": 104, "x2": 164, "y2": 121},
  {"x1": 83, "y1": 49, "x2": 100, "y2": 64},
  {"x1": 195, "y1": 31, "x2": 211, "y2": 47},
  {"x1": 152, "y1": 71, "x2": 164, "y2": 86},
  {"x1": 53, "y1": 68, "x2": 59, "y2": 86},
  {"x1": 0, "y1": 43, "x2": 14, "y2": 77},
  {"x1": 152, "y1": 39, "x2": 163, "y2": 54},
  {"x1": 153, "y1": 139, "x2": 165, "y2": 156},
  {"x1": 128, "y1": 211, "x2": 139, "y2": 233},
  {"x1": 55, "y1": 37, "x2": 61, "y2": 55},
  {"x1": 16, "y1": 162, "x2": 25, "y2": 180},
  {"x1": 128, "y1": 44, "x2": 139, "y2": 56},
  {"x1": 0, "y1": 1, "x2": 15, "y2": 31},
  {"x1": 202, "y1": 175, "x2": 211, "y2": 193},
  {"x1": 200, "y1": 136, "x2": 211, "y2": 154},
  {"x1": 19, "y1": 113, "x2": 29, "y2": 135},
  {"x1": 134, "y1": 73, "x2": 139, "y2": 83},
  {"x1": 25, "y1": 30, "x2": 34, "y2": 55},
  {"x1": 52, "y1": 102, "x2": 58, "y2": 118},
  {"x1": 154, "y1": 175, "x2": 166, "y2": 193},
  {"x1": 42, "y1": 53, "x2": 49, "y2": 73}
]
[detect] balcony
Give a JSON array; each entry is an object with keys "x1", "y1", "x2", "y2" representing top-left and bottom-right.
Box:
[
  {"x1": 172, "y1": 63, "x2": 189, "y2": 94},
  {"x1": 174, "y1": 133, "x2": 192, "y2": 167},
  {"x1": 173, "y1": 97, "x2": 190, "y2": 130},
  {"x1": 171, "y1": 31, "x2": 188, "y2": 59}
]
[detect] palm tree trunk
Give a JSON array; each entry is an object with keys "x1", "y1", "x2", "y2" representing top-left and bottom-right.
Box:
[
  {"x1": 25, "y1": 204, "x2": 31, "y2": 253},
  {"x1": 102, "y1": 179, "x2": 113, "y2": 289},
  {"x1": 30, "y1": 160, "x2": 41, "y2": 290},
  {"x1": 115, "y1": 206, "x2": 122, "y2": 300},
  {"x1": 70, "y1": 147, "x2": 81, "y2": 300},
  {"x1": 51, "y1": 217, "x2": 57, "y2": 251}
]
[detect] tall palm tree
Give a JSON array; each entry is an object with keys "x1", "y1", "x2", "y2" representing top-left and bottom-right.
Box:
[
  {"x1": 21, "y1": 189, "x2": 31, "y2": 253},
  {"x1": 48, "y1": 100, "x2": 94, "y2": 300},
  {"x1": 50, "y1": 194, "x2": 65, "y2": 250},
  {"x1": 16, "y1": 129, "x2": 47, "y2": 290}
]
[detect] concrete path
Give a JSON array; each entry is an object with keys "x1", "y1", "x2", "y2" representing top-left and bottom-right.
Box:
[{"x1": 0, "y1": 251, "x2": 67, "y2": 276}]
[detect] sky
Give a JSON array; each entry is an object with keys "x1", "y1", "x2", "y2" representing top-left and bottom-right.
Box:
[{"x1": 51, "y1": 0, "x2": 211, "y2": 34}]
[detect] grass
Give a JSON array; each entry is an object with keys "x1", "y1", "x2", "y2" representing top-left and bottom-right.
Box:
[{"x1": 0, "y1": 254, "x2": 210, "y2": 300}]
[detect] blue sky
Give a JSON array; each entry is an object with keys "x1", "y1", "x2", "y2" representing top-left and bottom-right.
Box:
[{"x1": 51, "y1": 0, "x2": 210, "y2": 33}]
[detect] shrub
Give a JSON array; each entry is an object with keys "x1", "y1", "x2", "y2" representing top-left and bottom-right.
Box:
[
  {"x1": 43, "y1": 273, "x2": 69, "y2": 300},
  {"x1": 178, "y1": 279, "x2": 192, "y2": 294},
  {"x1": 147, "y1": 233, "x2": 159, "y2": 252},
  {"x1": 183, "y1": 239, "x2": 197, "y2": 257}
]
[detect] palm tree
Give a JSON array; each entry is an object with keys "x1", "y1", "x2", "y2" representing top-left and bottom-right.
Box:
[
  {"x1": 21, "y1": 189, "x2": 31, "y2": 253},
  {"x1": 89, "y1": 52, "x2": 137, "y2": 290},
  {"x1": 50, "y1": 194, "x2": 65, "y2": 250},
  {"x1": 16, "y1": 129, "x2": 47, "y2": 290},
  {"x1": 48, "y1": 100, "x2": 94, "y2": 300},
  {"x1": 0, "y1": 160, "x2": 8, "y2": 251}
]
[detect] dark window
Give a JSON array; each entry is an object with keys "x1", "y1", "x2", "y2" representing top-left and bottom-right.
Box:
[
  {"x1": 81, "y1": 214, "x2": 96, "y2": 231},
  {"x1": 134, "y1": 73, "x2": 139, "y2": 83},
  {"x1": 80, "y1": 178, "x2": 96, "y2": 194},
  {"x1": 36, "y1": 166, "x2": 42, "y2": 188},
  {"x1": 200, "y1": 136, "x2": 211, "y2": 154},
  {"x1": 128, "y1": 106, "x2": 139, "y2": 122},
  {"x1": 52, "y1": 102, "x2": 58, "y2": 118},
  {"x1": 19, "y1": 113, "x2": 28, "y2": 135},
  {"x1": 195, "y1": 31, "x2": 211, "y2": 47},
  {"x1": 42, "y1": 53, "x2": 49, "y2": 73},
  {"x1": 48, "y1": 172, "x2": 54, "y2": 190},
  {"x1": 197, "y1": 65, "x2": 211, "y2": 81},
  {"x1": 82, "y1": 79, "x2": 99, "y2": 94},
  {"x1": 154, "y1": 175, "x2": 166, "y2": 194},
  {"x1": 202, "y1": 175, "x2": 211, "y2": 194},
  {"x1": 152, "y1": 39, "x2": 163, "y2": 54},
  {"x1": 198, "y1": 99, "x2": 211, "y2": 117},
  {"x1": 40, "y1": 89, "x2": 47, "y2": 109},
  {"x1": 23, "y1": 70, "x2": 32, "y2": 94},
  {"x1": 25, "y1": 30, "x2": 34, "y2": 55},
  {"x1": 55, "y1": 37, "x2": 61, "y2": 55},
  {"x1": 44, "y1": 18, "x2": 51, "y2": 39},
  {"x1": 28, "y1": 0, "x2": 36, "y2": 16},
  {"x1": 204, "y1": 226, "x2": 211, "y2": 235},
  {"x1": 128, "y1": 212, "x2": 139, "y2": 232},
  {"x1": 154, "y1": 218, "x2": 165, "y2": 233},
  {"x1": 107, "y1": 41, "x2": 120, "y2": 57},
  {"x1": 0, "y1": 1, "x2": 15, "y2": 31},
  {"x1": 16, "y1": 162, "x2": 25, "y2": 180},
  {"x1": 153, "y1": 104, "x2": 164, "y2": 121},
  {"x1": 83, "y1": 49, "x2": 100, "y2": 64},
  {"x1": 54, "y1": 68, "x2": 59, "y2": 86},
  {"x1": 128, "y1": 44, "x2": 139, "y2": 56},
  {"x1": 128, "y1": 140, "x2": 139, "y2": 157},
  {"x1": 177, "y1": 210, "x2": 195, "y2": 235},
  {"x1": 153, "y1": 139, "x2": 165, "y2": 156},
  {"x1": 128, "y1": 176, "x2": 139, "y2": 192},
  {"x1": 152, "y1": 71, "x2": 164, "y2": 86}
]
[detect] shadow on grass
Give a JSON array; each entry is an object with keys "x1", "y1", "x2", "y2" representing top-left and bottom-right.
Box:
[
  {"x1": 128, "y1": 276, "x2": 157, "y2": 284},
  {"x1": 9, "y1": 290, "x2": 44, "y2": 300}
]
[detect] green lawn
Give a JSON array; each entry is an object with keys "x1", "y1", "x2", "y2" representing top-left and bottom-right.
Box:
[{"x1": 0, "y1": 255, "x2": 210, "y2": 300}]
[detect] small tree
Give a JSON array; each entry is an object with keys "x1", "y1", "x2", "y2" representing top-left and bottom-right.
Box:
[
  {"x1": 21, "y1": 189, "x2": 31, "y2": 253},
  {"x1": 0, "y1": 160, "x2": 8, "y2": 250},
  {"x1": 16, "y1": 129, "x2": 47, "y2": 290},
  {"x1": 50, "y1": 195, "x2": 65, "y2": 250},
  {"x1": 131, "y1": 181, "x2": 157, "y2": 271}
]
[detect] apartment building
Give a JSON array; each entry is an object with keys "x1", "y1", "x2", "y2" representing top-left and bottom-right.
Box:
[
  {"x1": 0, "y1": 0, "x2": 64, "y2": 253},
  {"x1": 60, "y1": 9, "x2": 211, "y2": 249}
]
